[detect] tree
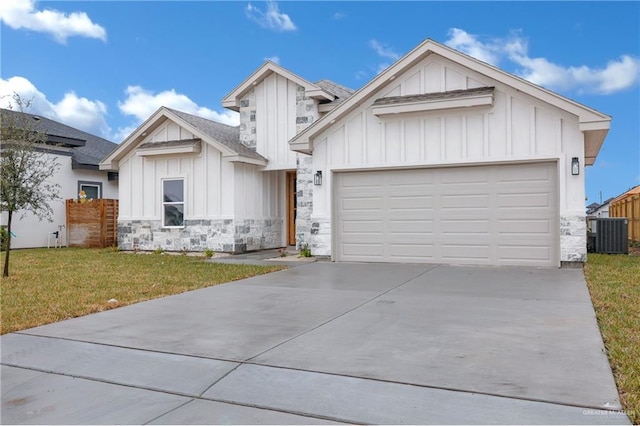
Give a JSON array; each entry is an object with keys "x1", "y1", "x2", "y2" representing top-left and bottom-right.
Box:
[{"x1": 1, "y1": 96, "x2": 61, "y2": 277}]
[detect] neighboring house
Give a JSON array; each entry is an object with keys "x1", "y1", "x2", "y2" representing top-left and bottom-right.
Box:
[
  {"x1": 587, "y1": 198, "x2": 613, "y2": 218},
  {"x1": 101, "y1": 38, "x2": 611, "y2": 267},
  {"x1": 1, "y1": 109, "x2": 118, "y2": 249}
]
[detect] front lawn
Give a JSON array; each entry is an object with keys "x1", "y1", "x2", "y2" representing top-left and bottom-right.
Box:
[
  {"x1": 0, "y1": 248, "x2": 284, "y2": 334},
  {"x1": 585, "y1": 253, "x2": 640, "y2": 423}
]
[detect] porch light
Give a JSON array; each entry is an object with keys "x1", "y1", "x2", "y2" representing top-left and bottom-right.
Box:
[
  {"x1": 571, "y1": 157, "x2": 580, "y2": 176},
  {"x1": 314, "y1": 170, "x2": 323, "y2": 186}
]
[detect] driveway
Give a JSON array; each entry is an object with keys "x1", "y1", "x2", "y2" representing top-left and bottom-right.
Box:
[{"x1": 1, "y1": 262, "x2": 630, "y2": 424}]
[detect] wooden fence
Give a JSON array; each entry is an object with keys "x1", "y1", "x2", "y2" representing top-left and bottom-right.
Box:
[
  {"x1": 610, "y1": 194, "x2": 640, "y2": 242},
  {"x1": 66, "y1": 199, "x2": 118, "y2": 248}
]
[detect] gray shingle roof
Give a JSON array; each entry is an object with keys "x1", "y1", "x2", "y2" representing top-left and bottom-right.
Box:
[
  {"x1": 165, "y1": 108, "x2": 266, "y2": 161},
  {"x1": 315, "y1": 80, "x2": 355, "y2": 104},
  {"x1": 1, "y1": 108, "x2": 117, "y2": 167},
  {"x1": 373, "y1": 86, "x2": 495, "y2": 106}
]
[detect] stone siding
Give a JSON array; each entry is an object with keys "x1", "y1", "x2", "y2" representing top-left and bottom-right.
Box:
[
  {"x1": 294, "y1": 85, "x2": 320, "y2": 251},
  {"x1": 295, "y1": 154, "x2": 314, "y2": 251},
  {"x1": 309, "y1": 217, "x2": 331, "y2": 256},
  {"x1": 118, "y1": 219, "x2": 282, "y2": 253},
  {"x1": 239, "y1": 89, "x2": 257, "y2": 149},
  {"x1": 560, "y1": 215, "x2": 587, "y2": 263},
  {"x1": 295, "y1": 85, "x2": 320, "y2": 134}
]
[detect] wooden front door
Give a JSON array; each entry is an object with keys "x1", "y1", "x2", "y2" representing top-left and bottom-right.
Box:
[{"x1": 286, "y1": 171, "x2": 297, "y2": 246}]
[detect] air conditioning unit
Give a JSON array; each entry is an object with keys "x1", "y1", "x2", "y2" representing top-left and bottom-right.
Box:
[{"x1": 588, "y1": 218, "x2": 629, "y2": 254}]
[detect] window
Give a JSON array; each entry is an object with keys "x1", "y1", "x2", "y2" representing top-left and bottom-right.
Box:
[
  {"x1": 163, "y1": 179, "x2": 184, "y2": 227},
  {"x1": 78, "y1": 181, "x2": 102, "y2": 199}
]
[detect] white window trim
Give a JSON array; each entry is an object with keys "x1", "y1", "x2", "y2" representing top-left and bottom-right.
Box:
[
  {"x1": 78, "y1": 181, "x2": 102, "y2": 199},
  {"x1": 162, "y1": 178, "x2": 185, "y2": 228}
]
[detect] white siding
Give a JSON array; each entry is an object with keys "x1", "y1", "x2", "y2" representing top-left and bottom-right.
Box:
[
  {"x1": 233, "y1": 165, "x2": 283, "y2": 220},
  {"x1": 118, "y1": 121, "x2": 235, "y2": 220},
  {"x1": 254, "y1": 73, "x2": 298, "y2": 170},
  {"x1": 118, "y1": 119, "x2": 284, "y2": 225}
]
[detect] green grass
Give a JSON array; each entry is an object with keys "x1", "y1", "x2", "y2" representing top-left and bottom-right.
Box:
[
  {"x1": 585, "y1": 253, "x2": 640, "y2": 423},
  {"x1": 0, "y1": 248, "x2": 284, "y2": 334}
]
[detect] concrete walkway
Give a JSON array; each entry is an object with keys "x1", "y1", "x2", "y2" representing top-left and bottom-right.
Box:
[{"x1": 1, "y1": 262, "x2": 630, "y2": 424}]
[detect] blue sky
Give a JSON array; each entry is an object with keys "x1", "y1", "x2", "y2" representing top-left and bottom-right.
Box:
[{"x1": 1, "y1": 1, "x2": 638, "y2": 205}]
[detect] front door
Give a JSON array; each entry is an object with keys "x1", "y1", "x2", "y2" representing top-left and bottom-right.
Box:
[{"x1": 286, "y1": 171, "x2": 297, "y2": 246}]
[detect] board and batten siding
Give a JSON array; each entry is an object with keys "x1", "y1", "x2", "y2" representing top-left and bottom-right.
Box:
[
  {"x1": 308, "y1": 54, "x2": 587, "y2": 262},
  {"x1": 253, "y1": 73, "x2": 299, "y2": 170},
  {"x1": 119, "y1": 120, "x2": 278, "y2": 221}
]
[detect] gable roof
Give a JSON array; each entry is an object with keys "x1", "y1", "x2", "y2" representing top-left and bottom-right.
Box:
[
  {"x1": 314, "y1": 79, "x2": 355, "y2": 105},
  {"x1": 289, "y1": 38, "x2": 611, "y2": 165},
  {"x1": 1, "y1": 108, "x2": 117, "y2": 169},
  {"x1": 221, "y1": 61, "x2": 336, "y2": 111},
  {"x1": 100, "y1": 107, "x2": 267, "y2": 170}
]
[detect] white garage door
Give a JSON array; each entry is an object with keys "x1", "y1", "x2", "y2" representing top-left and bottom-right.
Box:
[{"x1": 335, "y1": 162, "x2": 558, "y2": 266}]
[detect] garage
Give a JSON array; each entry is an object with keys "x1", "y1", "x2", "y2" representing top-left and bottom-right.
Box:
[{"x1": 335, "y1": 162, "x2": 558, "y2": 266}]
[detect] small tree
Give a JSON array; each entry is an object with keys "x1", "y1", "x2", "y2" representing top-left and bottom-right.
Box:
[{"x1": 1, "y1": 96, "x2": 61, "y2": 277}]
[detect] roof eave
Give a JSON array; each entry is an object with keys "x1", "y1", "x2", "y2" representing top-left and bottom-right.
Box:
[
  {"x1": 221, "y1": 61, "x2": 330, "y2": 110},
  {"x1": 223, "y1": 154, "x2": 268, "y2": 166}
]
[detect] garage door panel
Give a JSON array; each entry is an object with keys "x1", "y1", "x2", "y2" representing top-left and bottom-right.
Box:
[
  {"x1": 441, "y1": 244, "x2": 491, "y2": 261},
  {"x1": 335, "y1": 162, "x2": 558, "y2": 266},
  {"x1": 497, "y1": 219, "x2": 552, "y2": 235},
  {"x1": 389, "y1": 220, "x2": 433, "y2": 234},
  {"x1": 342, "y1": 243, "x2": 384, "y2": 257},
  {"x1": 441, "y1": 219, "x2": 490, "y2": 234},
  {"x1": 388, "y1": 195, "x2": 433, "y2": 209},
  {"x1": 389, "y1": 244, "x2": 435, "y2": 260},
  {"x1": 496, "y1": 163, "x2": 552, "y2": 183},
  {"x1": 342, "y1": 220, "x2": 383, "y2": 234},
  {"x1": 441, "y1": 194, "x2": 490, "y2": 209},
  {"x1": 497, "y1": 244, "x2": 552, "y2": 262},
  {"x1": 341, "y1": 172, "x2": 384, "y2": 187},
  {"x1": 341, "y1": 196, "x2": 385, "y2": 212},
  {"x1": 497, "y1": 193, "x2": 551, "y2": 208},
  {"x1": 440, "y1": 167, "x2": 491, "y2": 184},
  {"x1": 388, "y1": 170, "x2": 435, "y2": 186}
]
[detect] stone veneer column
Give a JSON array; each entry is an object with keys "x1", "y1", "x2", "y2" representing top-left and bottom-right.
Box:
[
  {"x1": 239, "y1": 89, "x2": 257, "y2": 149},
  {"x1": 294, "y1": 85, "x2": 320, "y2": 250},
  {"x1": 295, "y1": 154, "x2": 313, "y2": 249},
  {"x1": 560, "y1": 215, "x2": 587, "y2": 263}
]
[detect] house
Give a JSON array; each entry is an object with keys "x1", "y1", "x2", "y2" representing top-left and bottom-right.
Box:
[
  {"x1": 1, "y1": 109, "x2": 118, "y2": 249},
  {"x1": 101, "y1": 38, "x2": 611, "y2": 267},
  {"x1": 587, "y1": 198, "x2": 613, "y2": 218}
]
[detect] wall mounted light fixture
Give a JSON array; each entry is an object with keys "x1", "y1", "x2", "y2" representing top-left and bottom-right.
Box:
[
  {"x1": 571, "y1": 157, "x2": 580, "y2": 176},
  {"x1": 314, "y1": 170, "x2": 323, "y2": 186}
]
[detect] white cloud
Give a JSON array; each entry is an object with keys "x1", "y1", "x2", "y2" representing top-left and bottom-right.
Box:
[
  {"x1": 444, "y1": 28, "x2": 500, "y2": 65},
  {"x1": 333, "y1": 12, "x2": 346, "y2": 20},
  {"x1": 117, "y1": 85, "x2": 239, "y2": 140},
  {"x1": 245, "y1": 1, "x2": 296, "y2": 32},
  {"x1": 0, "y1": 76, "x2": 111, "y2": 138},
  {"x1": 0, "y1": 0, "x2": 106, "y2": 43},
  {"x1": 369, "y1": 39, "x2": 399, "y2": 61},
  {"x1": 369, "y1": 39, "x2": 401, "y2": 75},
  {"x1": 264, "y1": 56, "x2": 281, "y2": 64},
  {"x1": 444, "y1": 28, "x2": 640, "y2": 95}
]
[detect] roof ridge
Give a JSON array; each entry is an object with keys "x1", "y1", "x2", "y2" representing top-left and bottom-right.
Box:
[
  {"x1": 314, "y1": 79, "x2": 355, "y2": 93},
  {"x1": 164, "y1": 107, "x2": 239, "y2": 130}
]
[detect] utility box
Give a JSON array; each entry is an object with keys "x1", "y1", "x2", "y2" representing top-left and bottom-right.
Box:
[{"x1": 588, "y1": 218, "x2": 628, "y2": 254}]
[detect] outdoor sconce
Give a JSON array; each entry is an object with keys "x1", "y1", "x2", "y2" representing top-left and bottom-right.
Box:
[
  {"x1": 314, "y1": 170, "x2": 323, "y2": 186},
  {"x1": 571, "y1": 157, "x2": 580, "y2": 176}
]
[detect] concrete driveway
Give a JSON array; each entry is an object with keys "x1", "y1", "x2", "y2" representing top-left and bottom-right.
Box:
[{"x1": 1, "y1": 262, "x2": 630, "y2": 424}]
